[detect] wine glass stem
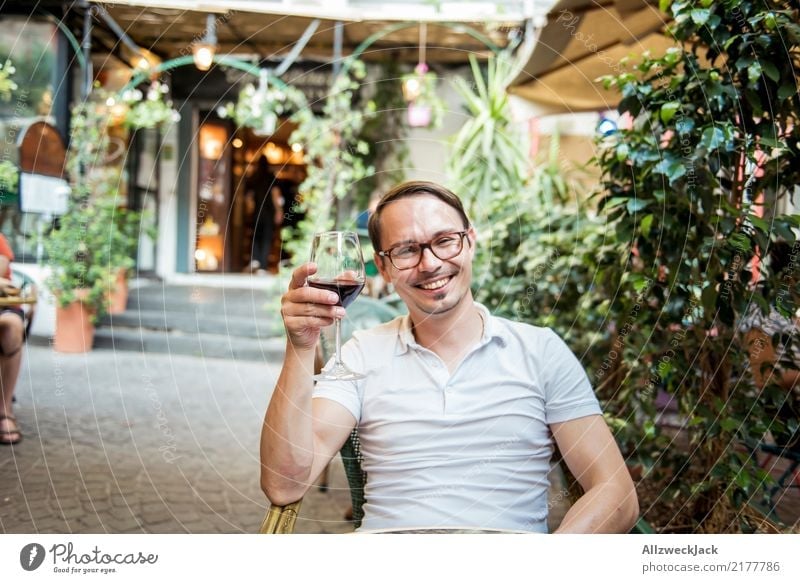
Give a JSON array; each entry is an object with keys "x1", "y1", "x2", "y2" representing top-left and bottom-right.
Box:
[{"x1": 334, "y1": 317, "x2": 343, "y2": 367}]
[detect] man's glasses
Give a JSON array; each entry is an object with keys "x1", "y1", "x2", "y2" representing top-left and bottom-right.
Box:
[{"x1": 377, "y1": 230, "x2": 469, "y2": 270}]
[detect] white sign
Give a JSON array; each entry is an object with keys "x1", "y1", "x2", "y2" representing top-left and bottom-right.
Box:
[{"x1": 19, "y1": 172, "x2": 70, "y2": 215}]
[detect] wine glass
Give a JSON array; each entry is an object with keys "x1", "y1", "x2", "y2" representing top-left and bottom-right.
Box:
[{"x1": 308, "y1": 231, "x2": 366, "y2": 381}]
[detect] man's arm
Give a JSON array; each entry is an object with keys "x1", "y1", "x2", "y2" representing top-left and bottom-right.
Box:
[
  {"x1": 551, "y1": 415, "x2": 639, "y2": 533},
  {"x1": 259, "y1": 263, "x2": 356, "y2": 506}
]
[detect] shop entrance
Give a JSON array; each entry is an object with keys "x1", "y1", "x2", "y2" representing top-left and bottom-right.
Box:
[{"x1": 194, "y1": 114, "x2": 305, "y2": 274}]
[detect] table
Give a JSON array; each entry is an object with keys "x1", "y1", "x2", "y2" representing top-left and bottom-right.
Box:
[{"x1": 0, "y1": 294, "x2": 37, "y2": 307}]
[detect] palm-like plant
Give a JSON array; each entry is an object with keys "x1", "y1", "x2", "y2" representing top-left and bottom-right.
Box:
[{"x1": 448, "y1": 53, "x2": 530, "y2": 222}]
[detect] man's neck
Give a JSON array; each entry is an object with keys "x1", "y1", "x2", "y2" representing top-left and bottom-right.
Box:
[{"x1": 409, "y1": 296, "x2": 484, "y2": 361}]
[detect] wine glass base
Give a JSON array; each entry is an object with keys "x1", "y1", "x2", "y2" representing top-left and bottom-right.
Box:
[{"x1": 313, "y1": 366, "x2": 365, "y2": 381}]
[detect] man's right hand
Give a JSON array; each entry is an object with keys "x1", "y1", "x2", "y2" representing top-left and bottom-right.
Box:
[{"x1": 280, "y1": 262, "x2": 345, "y2": 350}]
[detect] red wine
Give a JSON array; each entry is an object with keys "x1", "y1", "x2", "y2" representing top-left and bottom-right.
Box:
[{"x1": 308, "y1": 279, "x2": 365, "y2": 308}]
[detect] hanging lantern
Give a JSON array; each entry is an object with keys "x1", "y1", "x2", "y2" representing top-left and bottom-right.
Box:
[{"x1": 192, "y1": 14, "x2": 217, "y2": 71}]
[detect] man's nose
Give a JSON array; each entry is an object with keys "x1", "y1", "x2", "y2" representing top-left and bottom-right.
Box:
[{"x1": 418, "y1": 246, "x2": 442, "y2": 271}]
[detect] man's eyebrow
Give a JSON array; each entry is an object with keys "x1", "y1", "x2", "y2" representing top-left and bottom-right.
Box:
[{"x1": 385, "y1": 229, "x2": 462, "y2": 249}]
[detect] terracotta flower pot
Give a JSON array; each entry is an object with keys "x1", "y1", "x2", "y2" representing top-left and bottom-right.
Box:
[
  {"x1": 54, "y1": 290, "x2": 95, "y2": 353},
  {"x1": 107, "y1": 269, "x2": 128, "y2": 315}
]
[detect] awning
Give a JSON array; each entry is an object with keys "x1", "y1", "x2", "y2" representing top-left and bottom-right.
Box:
[
  {"x1": 92, "y1": 0, "x2": 529, "y2": 65},
  {"x1": 509, "y1": 0, "x2": 676, "y2": 112}
]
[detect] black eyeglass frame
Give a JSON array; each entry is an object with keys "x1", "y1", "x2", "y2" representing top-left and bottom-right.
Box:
[{"x1": 376, "y1": 230, "x2": 470, "y2": 270}]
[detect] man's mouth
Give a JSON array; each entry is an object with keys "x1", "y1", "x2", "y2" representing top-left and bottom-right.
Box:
[{"x1": 415, "y1": 275, "x2": 453, "y2": 291}]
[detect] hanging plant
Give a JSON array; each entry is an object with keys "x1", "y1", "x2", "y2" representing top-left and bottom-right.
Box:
[
  {"x1": 402, "y1": 64, "x2": 446, "y2": 129},
  {"x1": 0, "y1": 59, "x2": 18, "y2": 101},
  {"x1": 121, "y1": 80, "x2": 180, "y2": 130},
  {"x1": 218, "y1": 69, "x2": 305, "y2": 135}
]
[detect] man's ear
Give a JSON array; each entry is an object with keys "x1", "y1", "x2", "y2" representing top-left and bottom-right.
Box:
[
  {"x1": 374, "y1": 252, "x2": 392, "y2": 285},
  {"x1": 466, "y1": 226, "x2": 477, "y2": 255}
]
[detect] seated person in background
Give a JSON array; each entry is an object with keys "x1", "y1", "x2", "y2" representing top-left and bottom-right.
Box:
[
  {"x1": 742, "y1": 241, "x2": 800, "y2": 452},
  {"x1": 260, "y1": 181, "x2": 638, "y2": 533},
  {"x1": 0, "y1": 233, "x2": 25, "y2": 445}
]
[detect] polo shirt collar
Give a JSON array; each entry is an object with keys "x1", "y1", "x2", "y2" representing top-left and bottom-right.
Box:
[{"x1": 395, "y1": 302, "x2": 509, "y2": 355}]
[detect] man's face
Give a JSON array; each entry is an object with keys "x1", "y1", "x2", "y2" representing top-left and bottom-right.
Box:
[{"x1": 374, "y1": 194, "x2": 476, "y2": 319}]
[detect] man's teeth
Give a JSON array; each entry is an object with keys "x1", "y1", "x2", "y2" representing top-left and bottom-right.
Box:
[{"x1": 419, "y1": 277, "x2": 450, "y2": 290}]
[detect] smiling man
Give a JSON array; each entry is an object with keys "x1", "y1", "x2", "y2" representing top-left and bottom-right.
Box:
[{"x1": 261, "y1": 180, "x2": 638, "y2": 533}]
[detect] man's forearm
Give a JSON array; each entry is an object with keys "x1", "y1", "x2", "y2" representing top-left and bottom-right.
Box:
[
  {"x1": 260, "y1": 342, "x2": 317, "y2": 504},
  {"x1": 554, "y1": 481, "x2": 639, "y2": 533}
]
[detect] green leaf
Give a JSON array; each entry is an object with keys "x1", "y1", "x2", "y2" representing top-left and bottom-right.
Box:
[
  {"x1": 660, "y1": 101, "x2": 681, "y2": 124},
  {"x1": 690, "y1": 8, "x2": 711, "y2": 25},
  {"x1": 676, "y1": 117, "x2": 695, "y2": 135},
  {"x1": 747, "y1": 214, "x2": 768, "y2": 233},
  {"x1": 701, "y1": 284, "x2": 717, "y2": 314},
  {"x1": 627, "y1": 198, "x2": 649, "y2": 213},
  {"x1": 761, "y1": 61, "x2": 779, "y2": 82},
  {"x1": 748, "y1": 62, "x2": 762, "y2": 84},
  {"x1": 700, "y1": 126, "x2": 725, "y2": 150},
  {"x1": 654, "y1": 158, "x2": 687, "y2": 183},
  {"x1": 720, "y1": 418, "x2": 739, "y2": 432},
  {"x1": 778, "y1": 84, "x2": 796, "y2": 102},
  {"x1": 640, "y1": 214, "x2": 654, "y2": 238}
]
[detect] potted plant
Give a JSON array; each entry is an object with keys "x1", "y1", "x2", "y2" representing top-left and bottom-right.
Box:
[
  {"x1": 105, "y1": 204, "x2": 152, "y2": 314},
  {"x1": 46, "y1": 186, "x2": 117, "y2": 352},
  {"x1": 47, "y1": 85, "x2": 166, "y2": 351}
]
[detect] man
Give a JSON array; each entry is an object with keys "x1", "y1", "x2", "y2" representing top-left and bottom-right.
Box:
[{"x1": 261, "y1": 181, "x2": 638, "y2": 532}]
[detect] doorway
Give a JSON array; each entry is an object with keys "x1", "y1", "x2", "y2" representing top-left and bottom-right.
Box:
[
  {"x1": 231, "y1": 123, "x2": 305, "y2": 274},
  {"x1": 193, "y1": 115, "x2": 305, "y2": 274}
]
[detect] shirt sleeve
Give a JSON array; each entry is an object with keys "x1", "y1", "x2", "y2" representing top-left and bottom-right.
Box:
[
  {"x1": 542, "y1": 328, "x2": 602, "y2": 424},
  {"x1": 0, "y1": 234, "x2": 14, "y2": 261},
  {"x1": 311, "y1": 335, "x2": 364, "y2": 423},
  {"x1": 0, "y1": 234, "x2": 14, "y2": 279}
]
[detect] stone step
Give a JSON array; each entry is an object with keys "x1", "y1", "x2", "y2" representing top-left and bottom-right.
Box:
[
  {"x1": 92, "y1": 327, "x2": 286, "y2": 362},
  {"x1": 126, "y1": 285, "x2": 282, "y2": 318},
  {"x1": 100, "y1": 309, "x2": 283, "y2": 340}
]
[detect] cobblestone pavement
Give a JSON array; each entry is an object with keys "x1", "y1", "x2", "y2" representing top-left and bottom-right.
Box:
[
  {"x1": 7, "y1": 345, "x2": 792, "y2": 534},
  {"x1": 0, "y1": 345, "x2": 353, "y2": 534}
]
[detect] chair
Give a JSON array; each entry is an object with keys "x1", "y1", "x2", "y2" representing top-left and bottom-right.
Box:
[
  {"x1": 259, "y1": 296, "x2": 403, "y2": 533},
  {"x1": 742, "y1": 327, "x2": 800, "y2": 516},
  {"x1": 757, "y1": 442, "x2": 800, "y2": 511}
]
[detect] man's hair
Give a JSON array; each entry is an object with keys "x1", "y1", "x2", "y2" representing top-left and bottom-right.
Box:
[{"x1": 367, "y1": 181, "x2": 470, "y2": 251}]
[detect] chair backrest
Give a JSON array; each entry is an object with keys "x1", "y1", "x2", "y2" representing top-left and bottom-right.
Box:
[{"x1": 339, "y1": 428, "x2": 367, "y2": 527}]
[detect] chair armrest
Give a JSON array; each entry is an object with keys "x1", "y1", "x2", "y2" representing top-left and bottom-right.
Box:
[{"x1": 259, "y1": 500, "x2": 303, "y2": 534}]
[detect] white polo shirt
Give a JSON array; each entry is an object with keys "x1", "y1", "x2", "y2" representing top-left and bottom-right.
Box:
[{"x1": 313, "y1": 303, "x2": 601, "y2": 533}]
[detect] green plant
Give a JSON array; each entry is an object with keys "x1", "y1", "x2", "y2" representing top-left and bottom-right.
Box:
[
  {"x1": 47, "y1": 92, "x2": 155, "y2": 320},
  {"x1": 353, "y1": 61, "x2": 410, "y2": 209},
  {"x1": 448, "y1": 53, "x2": 530, "y2": 223},
  {"x1": 0, "y1": 159, "x2": 18, "y2": 205},
  {"x1": 593, "y1": 0, "x2": 800, "y2": 532},
  {"x1": 218, "y1": 72, "x2": 305, "y2": 135},
  {"x1": 121, "y1": 81, "x2": 180, "y2": 130},
  {"x1": 474, "y1": 133, "x2": 611, "y2": 355},
  {"x1": 283, "y1": 60, "x2": 376, "y2": 265},
  {"x1": 0, "y1": 59, "x2": 17, "y2": 101}
]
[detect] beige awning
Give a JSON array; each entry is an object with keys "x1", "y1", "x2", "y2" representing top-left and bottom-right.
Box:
[
  {"x1": 95, "y1": 1, "x2": 528, "y2": 65},
  {"x1": 510, "y1": 0, "x2": 677, "y2": 112}
]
